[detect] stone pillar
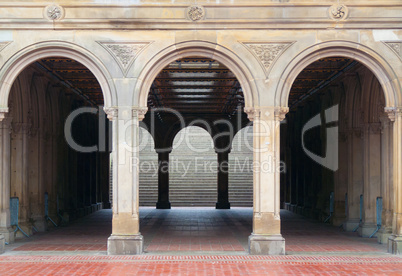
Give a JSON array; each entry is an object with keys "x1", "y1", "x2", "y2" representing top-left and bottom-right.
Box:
[
  {"x1": 156, "y1": 149, "x2": 171, "y2": 209},
  {"x1": 359, "y1": 123, "x2": 381, "y2": 237},
  {"x1": 0, "y1": 233, "x2": 4, "y2": 254},
  {"x1": 344, "y1": 129, "x2": 363, "y2": 231},
  {"x1": 245, "y1": 106, "x2": 287, "y2": 255},
  {"x1": 0, "y1": 114, "x2": 14, "y2": 243},
  {"x1": 377, "y1": 116, "x2": 393, "y2": 243},
  {"x1": 386, "y1": 107, "x2": 402, "y2": 254},
  {"x1": 106, "y1": 106, "x2": 147, "y2": 255},
  {"x1": 216, "y1": 149, "x2": 230, "y2": 209}
]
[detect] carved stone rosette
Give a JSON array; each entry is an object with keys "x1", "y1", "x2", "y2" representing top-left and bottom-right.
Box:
[
  {"x1": 44, "y1": 4, "x2": 64, "y2": 21},
  {"x1": 328, "y1": 4, "x2": 348, "y2": 21},
  {"x1": 187, "y1": 6, "x2": 205, "y2": 22}
]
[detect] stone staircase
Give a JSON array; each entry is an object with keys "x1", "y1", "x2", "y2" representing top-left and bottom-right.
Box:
[{"x1": 138, "y1": 126, "x2": 253, "y2": 207}]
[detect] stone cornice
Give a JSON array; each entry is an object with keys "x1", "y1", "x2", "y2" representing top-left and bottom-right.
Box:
[{"x1": 0, "y1": 2, "x2": 400, "y2": 30}]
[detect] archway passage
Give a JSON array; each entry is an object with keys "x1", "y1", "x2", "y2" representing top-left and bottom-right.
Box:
[
  {"x1": 140, "y1": 57, "x2": 251, "y2": 210},
  {"x1": 281, "y1": 57, "x2": 393, "y2": 247},
  {"x1": 0, "y1": 56, "x2": 111, "y2": 246}
]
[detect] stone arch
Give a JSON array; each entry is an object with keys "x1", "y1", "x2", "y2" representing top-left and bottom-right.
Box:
[
  {"x1": 135, "y1": 41, "x2": 258, "y2": 109},
  {"x1": 276, "y1": 41, "x2": 401, "y2": 109},
  {"x1": 0, "y1": 41, "x2": 117, "y2": 114}
]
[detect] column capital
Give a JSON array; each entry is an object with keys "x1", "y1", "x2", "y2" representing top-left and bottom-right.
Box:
[
  {"x1": 244, "y1": 106, "x2": 289, "y2": 122},
  {"x1": 132, "y1": 107, "x2": 148, "y2": 121},
  {"x1": 155, "y1": 148, "x2": 172, "y2": 154},
  {"x1": 384, "y1": 106, "x2": 402, "y2": 122},
  {"x1": 0, "y1": 108, "x2": 8, "y2": 122},
  {"x1": 104, "y1": 107, "x2": 118, "y2": 121}
]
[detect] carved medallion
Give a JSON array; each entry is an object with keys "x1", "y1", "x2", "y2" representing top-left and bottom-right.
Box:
[
  {"x1": 98, "y1": 42, "x2": 152, "y2": 76},
  {"x1": 44, "y1": 4, "x2": 64, "y2": 21},
  {"x1": 328, "y1": 4, "x2": 348, "y2": 20},
  {"x1": 187, "y1": 6, "x2": 205, "y2": 21},
  {"x1": 242, "y1": 42, "x2": 294, "y2": 77},
  {"x1": 383, "y1": 41, "x2": 402, "y2": 61}
]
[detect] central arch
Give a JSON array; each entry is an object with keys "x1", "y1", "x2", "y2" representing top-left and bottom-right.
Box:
[
  {"x1": 275, "y1": 41, "x2": 401, "y2": 109},
  {"x1": 135, "y1": 41, "x2": 258, "y2": 109}
]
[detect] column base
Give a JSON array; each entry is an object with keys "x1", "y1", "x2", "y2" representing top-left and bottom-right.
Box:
[
  {"x1": 388, "y1": 235, "x2": 402, "y2": 255},
  {"x1": 156, "y1": 202, "x2": 171, "y2": 209},
  {"x1": 377, "y1": 228, "x2": 392, "y2": 244},
  {"x1": 216, "y1": 202, "x2": 230, "y2": 209},
  {"x1": 343, "y1": 219, "x2": 359, "y2": 232},
  {"x1": 248, "y1": 234, "x2": 285, "y2": 255},
  {"x1": 0, "y1": 227, "x2": 14, "y2": 243},
  {"x1": 358, "y1": 223, "x2": 378, "y2": 238},
  {"x1": 107, "y1": 234, "x2": 143, "y2": 255},
  {"x1": 0, "y1": 234, "x2": 4, "y2": 254}
]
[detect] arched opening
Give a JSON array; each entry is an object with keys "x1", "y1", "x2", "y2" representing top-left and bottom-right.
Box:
[
  {"x1": 0, "y1": 56, "x2": 111, "y2": 249},
  {"x1": 280, "y1": 56, "x2": 393, "y2": 253},
  {"x1": 137, "y1": 56, "x2": 252, "y2": 253}
]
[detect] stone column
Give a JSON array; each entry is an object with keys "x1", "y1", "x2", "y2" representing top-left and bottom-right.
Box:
[
  {"x1": 156, "y1": 149, "x2": 171, "y2": 209},
  {"x1": 106, "y1": 106, "x2": 147, "y2": 255},
  {"x1": 0, "y1": 114, "x2": 14, "y2": 243},
  {"x1": 245, "y1": 106, "x2": 287, "y2": 255},
  {"x1": 359, "y1": 123, "x2": 381, "y2": 237},
  {"x1": 377, "y1": 116, "x2": 393, "y2": 243},
  {"x1": 216, "y1": 149, "x2": 230, "y2": 209},
  {"x1": 386, "y1": 107, "x2": 402, "y2": 254}
]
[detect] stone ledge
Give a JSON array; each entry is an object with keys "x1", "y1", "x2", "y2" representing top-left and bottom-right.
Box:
[{"x1": 249, "y1": 234, "x2": 285, "y2": 255}]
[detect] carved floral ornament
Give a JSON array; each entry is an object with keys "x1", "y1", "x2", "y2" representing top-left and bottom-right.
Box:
[
  {"x1": 98, "y1": 42, "x2": 152, "y2": 76},
  {"x1": 383, "y1": 41, "x2": 402, "y2": 61},
  {"x1": 385, "y1": 107, "x2": 402, "y2": 122},
  {"x1": 103, "y1": 107, "x2": 148, "y2": 121},
  {"x1": 328, "y1": 4, "x2": 348, "y2": 20},
  {"x1": 244, "y1": 107, "x2": 289, "y2": 122},
  {"x1": 242, "y1": 42, "x2": 294, "y2": 77},
  {"x1": 187, "y1": 5, "x2": 205, "y2": 21},
  {"x1": 44, "y1": 4, "x2": 64, "y2": 21}
]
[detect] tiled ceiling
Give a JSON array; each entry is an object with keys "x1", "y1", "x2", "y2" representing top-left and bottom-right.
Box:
[
  {"x1": 148, "y1": 57, "x2": 244, "y2": 117},
  {"x1": 289, "y1": 57, "x2": 357, "y2": 107}
]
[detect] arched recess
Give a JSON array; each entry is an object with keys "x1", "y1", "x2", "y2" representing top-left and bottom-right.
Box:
[
  {"x1": 0, "y1": 41, "x2": 117, "y2": 114},
  {"x1": 135, "y1": 41, "x2": 258, "y2": 109},
  {"x1": 276, "y1": 41, "x2": 401, "y2": 109}
]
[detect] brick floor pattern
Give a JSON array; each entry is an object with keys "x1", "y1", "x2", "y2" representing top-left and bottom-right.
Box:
[{"x1": 2, "y1": 208, "x2": 402, "y2": 275}]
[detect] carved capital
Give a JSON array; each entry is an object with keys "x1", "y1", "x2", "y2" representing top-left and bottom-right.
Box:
[
  {"x1": 133, "y1": 107, "x2": 148, "y2": 121},
  {"x1": 244, "y1": 107, "x2": 258, "y2": 121},
  {"x1": 385, "y1": 107, "x2": 402, "y2": 122},
  {"x1": 0, "y1": 112, "x2": 5, "y2": 122},
  {"x1": 274, "y1": 107, "x2": 289, "y2": 122},
  {"x1": 104, "y1": 107, "x2": 118, "y2": 121}
]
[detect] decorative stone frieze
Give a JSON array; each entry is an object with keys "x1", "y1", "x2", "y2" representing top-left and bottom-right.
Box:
[
  {"x1": 242, "y1": 42, "x2": 294, "y2": 77},
  {"x1": 328, "y1": 4, "x2": 348, "y2": 20},
  {"x1": 383, "y1": 41, "x2": 402, "y2": 61},
  {"x1": 98, "y1": 42, "x2": 151, "y2": 76},
  {"x1": 44, "y1": 4, "x2": 64, "y2": 21},
  {"x1": 187, "y1": 6, "x2": 205, "y2": 22}
]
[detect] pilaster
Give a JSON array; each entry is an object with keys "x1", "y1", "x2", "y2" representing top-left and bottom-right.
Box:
[
  {"x1": 0, "y1": 115, "x2": 14, "y2": 243},
  {"x1": 386, "y1": 107, "x2": 402, "y2": 254},
  {"x1": 106, "y1": 106, "x2": 147, "y2": 255},
  {"x1": 244, "y1": 106, "x2": 287, "y2": 255}
]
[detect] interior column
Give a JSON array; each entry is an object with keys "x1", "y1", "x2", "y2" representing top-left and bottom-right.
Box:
[
  {"x1": 216, "y1": 149, "x2": 230, "y2": 209},
  {"x1": 156, "y1": 149, "x2": 171, "y2": 209},
  {"x1": 246, "y1": 106, "x2": 287, "y2": 255},
  {"x1": 106, "y1": 106, "x2": 147, "y2": 255}
]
